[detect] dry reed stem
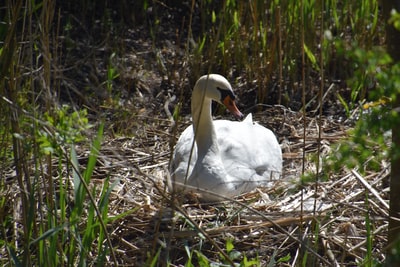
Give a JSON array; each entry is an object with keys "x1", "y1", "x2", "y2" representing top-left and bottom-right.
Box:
[{"x1": 69, "y1": 105, "x2": 388, "y2": 265}]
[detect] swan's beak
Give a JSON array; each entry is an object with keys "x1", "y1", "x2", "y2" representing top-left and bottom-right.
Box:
[{"x1": 222, "y1": 95, "x2": 244, "y2": 120}]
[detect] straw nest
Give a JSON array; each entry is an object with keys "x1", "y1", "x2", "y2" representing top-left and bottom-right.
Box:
[{"x1": 83, "y1": 105, "x2": 389, "y2": 266}]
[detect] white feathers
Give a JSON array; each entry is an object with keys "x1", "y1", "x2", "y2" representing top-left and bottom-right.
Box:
[{"x1": 170, "y1": 74, "x2": 282, "y2": 201}]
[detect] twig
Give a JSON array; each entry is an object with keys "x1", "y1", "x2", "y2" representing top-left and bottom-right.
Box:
[
  {"x1": 347, "y1": 223, "x2": 388, "y2": 253},
  {"x1": 321, "y1": 231, "x2": 340, "y2": 267},
  {"x1": 171, "y1": 214, "x2": 321, "y2": 238},
  {"x1": 351, "y1": 169, "x2": 389, "y2": 210}
]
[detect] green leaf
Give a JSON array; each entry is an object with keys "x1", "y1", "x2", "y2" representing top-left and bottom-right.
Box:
[
  {"x1": 83, "y1": 123, "x2": 104, "y2": 183},
  {"x1": 149, "y1": 247, "x2": 161, "y2": 267},
  {"x1": 6, "y1": 246, "x2": 22, "y2": 267},
  {"x1": 195, "y1": 250, "x2": 210, "y2": 267},
  {"x1": 303, "y1": 43, "x2": 320, "y2": 71},
  {"x1": 277, "y1": 253, "x2": 291, "y2": 263},
  {"x1": 241, "y1": 254, "x2": 260, "y2": 267},
  {"x1": 336, "y1": 92, "x2": 350, "y2": 117},
  {"x1": 226, "y1": 238, "x2": 234, "y2": 253}
]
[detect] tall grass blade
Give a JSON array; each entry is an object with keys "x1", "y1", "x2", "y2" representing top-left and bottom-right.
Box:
[
  {"x1": 71, "y1": 144, "x2": 81, "y2": 204},
  {"x1": 303, "y1": 43, "x2": 320, "y2": 71},
  {"x1": 29, "y1": 222, "x2": 70, "y2": 246},
  {"x1": 84, "y1": 123, "x2": 104, "y2": 183},
  {"x1": 149, "y1": 247, "x2": 162, "y2": 267},
  {"x1": 6, "y1": 246, "x2": 22, "y2": 267}
]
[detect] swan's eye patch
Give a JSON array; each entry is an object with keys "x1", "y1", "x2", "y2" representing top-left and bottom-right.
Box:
[{"x1": 217, "y1": 87, "x2": 236, "y2": 102}]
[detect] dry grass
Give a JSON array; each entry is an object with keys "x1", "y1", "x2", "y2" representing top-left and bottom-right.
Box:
[{"x1": 75, "y1": 105, "x2": 389, "y2": 266}]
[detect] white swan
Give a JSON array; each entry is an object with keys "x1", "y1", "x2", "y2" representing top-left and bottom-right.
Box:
[{"x1": 170, "y1": 74, "x2": 282, "y2": 201}]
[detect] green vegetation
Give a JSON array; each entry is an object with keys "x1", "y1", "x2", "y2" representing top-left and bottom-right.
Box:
[
  {"x1": 0, "y1": 0, "x2": 398, "y2": 266},
  {"x1": 321, "y1": 45, "x2": 400, "y2": 175}
]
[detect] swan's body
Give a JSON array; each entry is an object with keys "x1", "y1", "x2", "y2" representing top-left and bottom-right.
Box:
[{"x1": 170, "y1": 74, "x2": 282, "y2": 201}]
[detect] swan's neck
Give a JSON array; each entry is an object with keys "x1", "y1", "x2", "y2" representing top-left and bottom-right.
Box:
[{"x1": 192, "y1": 96, "x2": 219, "y2": 157}]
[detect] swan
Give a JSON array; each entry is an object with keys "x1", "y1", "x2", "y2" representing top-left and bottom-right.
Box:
[{"x1": 170, "y1": 74, "x2": 282, "y2": 201}]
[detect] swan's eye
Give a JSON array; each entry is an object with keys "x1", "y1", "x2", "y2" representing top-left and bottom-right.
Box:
[{"x1": 217, "y1": 87, "x2": 236, "y2": 102}]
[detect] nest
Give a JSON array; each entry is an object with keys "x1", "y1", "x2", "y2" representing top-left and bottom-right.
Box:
[{"x1": 86, "y1": 106, "x2": 389, "y2": 266}]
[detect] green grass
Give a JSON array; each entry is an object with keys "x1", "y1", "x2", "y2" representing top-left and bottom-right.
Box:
[{"x1": 0, "y1": 0, "x2": 397, "y2": 266}]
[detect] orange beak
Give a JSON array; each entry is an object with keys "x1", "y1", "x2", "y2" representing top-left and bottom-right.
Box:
[{"x1": 222, "y1": 95, "x2": 244, "y2": 120}]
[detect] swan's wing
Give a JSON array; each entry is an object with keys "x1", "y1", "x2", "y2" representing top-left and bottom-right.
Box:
[
  {"x1": 214, "y1": 116, "x2": 282, "y2": 185},
  {"x1": 170, "y1": 126, "x2": 237, "y2": 200},
  {"x1": 170, "y1": 125, "x2": 197, "y2": 183},
  {"x1": 170, "y1": 114, "x2": 282, "y2": 199}
]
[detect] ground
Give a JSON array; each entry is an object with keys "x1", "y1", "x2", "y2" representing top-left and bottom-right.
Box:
[
  {"x1": 88, "y1": 105, "x2": 389, "y2": 265},
  {"x1": 58, "y1": 7, "x2": 390, "y2": 266},
  {"x1": 3, "y1": 2, "x2": 390, "y2": 265}
]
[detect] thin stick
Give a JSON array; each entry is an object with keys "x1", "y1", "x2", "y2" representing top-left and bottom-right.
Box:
[
  {"x1": 300, "y1": 0, "x2": 307, "y2": 255},
  {"x1": 351, "y1": 169, "x2": 389, "y2": 210}
]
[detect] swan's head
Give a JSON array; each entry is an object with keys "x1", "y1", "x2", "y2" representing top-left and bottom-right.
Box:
[{"x1": 194, "y1": 74, "x2": 244, "y2": 119}]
